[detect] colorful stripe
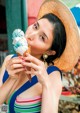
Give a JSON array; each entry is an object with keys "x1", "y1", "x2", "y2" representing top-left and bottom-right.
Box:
[
  {"x1": 14, "y1": 96, "x2": 42, "y2": 113},
  {"x1": 16, "y1": 96, "x2": 41, "y2": 103}
]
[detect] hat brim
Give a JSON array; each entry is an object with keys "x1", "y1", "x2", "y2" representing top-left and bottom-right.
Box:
[{"x1": 38, "y1": 0, "x2": 80, "y2": 72}]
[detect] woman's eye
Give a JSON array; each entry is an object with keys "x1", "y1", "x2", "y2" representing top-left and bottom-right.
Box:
[
  {"x1": 33, "y1": 23, "x2": 38, "y2": 30},
  {"x1": 40, "y1": 35, "x2": 45, "y2": 41}
]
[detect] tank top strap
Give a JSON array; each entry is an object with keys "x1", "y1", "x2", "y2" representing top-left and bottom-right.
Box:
[{"x1": 47, "y1": 65, "x2": 62, "y2": 79}]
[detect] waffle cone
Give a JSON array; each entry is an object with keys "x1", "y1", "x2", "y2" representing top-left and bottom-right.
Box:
[
  {"x1": 24, "y1": 45, "x2": 31, "y2": 81},
  {"x1": 23, "y1": 45, "x2": 31, "y2": 56}
]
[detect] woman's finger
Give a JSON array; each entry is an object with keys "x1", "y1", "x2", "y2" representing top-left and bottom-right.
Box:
[
  {"x1": 24, "y1": 53, "x2": 41, "y2": 65},
  {"x1": 25, "y1": 70, "x2": 38, "y2": 75},
  {"x1": 22, "y1": 61, "x2": 39, "y2": 71},
  {"x1": 10, "y1": 57, "x2": 23, "y2": 64},
  {"x1": 10, "y1": 63, "x2": 24, "y2": 69},
  {"x1": 13, "y1": 67, "x2": 25, "y2": 73},
  {"x1": 6, "y1": 57, "x2": 23, "y2": 69}
]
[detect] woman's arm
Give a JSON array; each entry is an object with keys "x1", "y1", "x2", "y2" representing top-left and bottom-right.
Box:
[
  {"x1": 0, "y1": 55, "x2": 17, "y2": 105},
  {"x1": 22, "y1": 53, "x2": 62, "y2": 113},
  {"x1": 41, "y1": 71, "x2": 62, "y2": 113},
  {"x1": 0, "y1": 77, "x2": 17, "y2": 105},
  {"x1": 0, "y1": 55, "x2": 25, "y2": 105}
]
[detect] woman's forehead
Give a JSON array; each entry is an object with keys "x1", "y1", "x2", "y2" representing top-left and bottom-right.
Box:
[{"x1": 38, "y1": 18, "x2": 53, "y2": 39}]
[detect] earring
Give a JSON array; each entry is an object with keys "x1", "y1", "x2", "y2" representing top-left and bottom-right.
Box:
[
  {"x1": 43, "y1": 54, "x2": 48, "y2": 66},
  {"x1": 43, "y1": 54, "x2": 48, "y2": 62}
]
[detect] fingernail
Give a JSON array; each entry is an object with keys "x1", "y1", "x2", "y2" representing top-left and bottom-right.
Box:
[{"x1": 18, "y1": 56, "x2": 21, "y2": 58}]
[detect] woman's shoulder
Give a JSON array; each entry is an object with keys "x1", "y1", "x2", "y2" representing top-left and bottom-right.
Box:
[
  {"x1": 47, "y1": 65, "x2": 62, "y2": 80},
  {"x1": 47, "y1": 65, "x2": 62, "y2": 74},
  {"x1": 47, "y1": 66, "x2": 62, "y2": 96}
]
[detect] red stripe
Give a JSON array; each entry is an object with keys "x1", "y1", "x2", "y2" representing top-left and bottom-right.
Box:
[{"x1": 16, "y1": 98, "x2": 42, "y2": 103}]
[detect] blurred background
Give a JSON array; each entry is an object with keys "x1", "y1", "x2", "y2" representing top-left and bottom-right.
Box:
[{"x1": 0, "y1": 0, "x2": 80, "y2": 113}]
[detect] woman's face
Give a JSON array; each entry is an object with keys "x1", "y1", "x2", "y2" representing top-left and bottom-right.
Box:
[{"x1": 25, "y1": 18, "x2": 54, "y2": 58}]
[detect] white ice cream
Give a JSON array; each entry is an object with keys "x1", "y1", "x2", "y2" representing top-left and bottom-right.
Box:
[{"x1": 12, "y1": 29, "x2": 28, "y2": 55}]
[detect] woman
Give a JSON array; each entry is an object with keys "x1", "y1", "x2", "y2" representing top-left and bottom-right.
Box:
[{"x1": 0, "y1": 0, "x2": 80, "y2": 113}]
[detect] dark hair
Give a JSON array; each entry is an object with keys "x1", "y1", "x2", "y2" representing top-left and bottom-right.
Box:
[{"x1": 41, "y1": 13, "x2": 66, "y2": 65}]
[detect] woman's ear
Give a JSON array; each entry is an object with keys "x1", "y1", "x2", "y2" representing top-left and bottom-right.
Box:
[{"x1": 45, "y1": 50, "x2": 56, "y2": 56}]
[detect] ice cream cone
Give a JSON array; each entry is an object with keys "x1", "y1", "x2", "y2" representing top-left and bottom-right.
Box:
[
  {"x1": 23, "y1": 45, "x2": 31, "y2": 81},
  {"x1": 23, "y1": 45, "x2": 31, "y2": 56}
]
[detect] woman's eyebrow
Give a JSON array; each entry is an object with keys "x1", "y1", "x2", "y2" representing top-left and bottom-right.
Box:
[{"x1": 36, "y1": 21, "x2": 39, "y2": 28}]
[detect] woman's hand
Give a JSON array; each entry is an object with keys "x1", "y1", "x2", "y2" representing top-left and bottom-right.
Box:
[
  {"x1": 22, "y1": 53, "x2": 50, "y2": 86},
  {"x1": 6, "y1": 56, "x2": 25, "y2": 79}
]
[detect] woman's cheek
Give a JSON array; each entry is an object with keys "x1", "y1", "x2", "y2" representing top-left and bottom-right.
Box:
[{"x1": 25, "y1": 26, "x2": 33, "y2": 35}]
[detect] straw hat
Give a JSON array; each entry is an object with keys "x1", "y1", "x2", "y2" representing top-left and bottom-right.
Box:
[{"x1": 38, "y1": 0, "x2": 80, "y2": 72}]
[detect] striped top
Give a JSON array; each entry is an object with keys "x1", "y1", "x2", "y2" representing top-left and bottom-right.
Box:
[{"x1": 14, "y1": 95, "x2": 42, "y2": 113}]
